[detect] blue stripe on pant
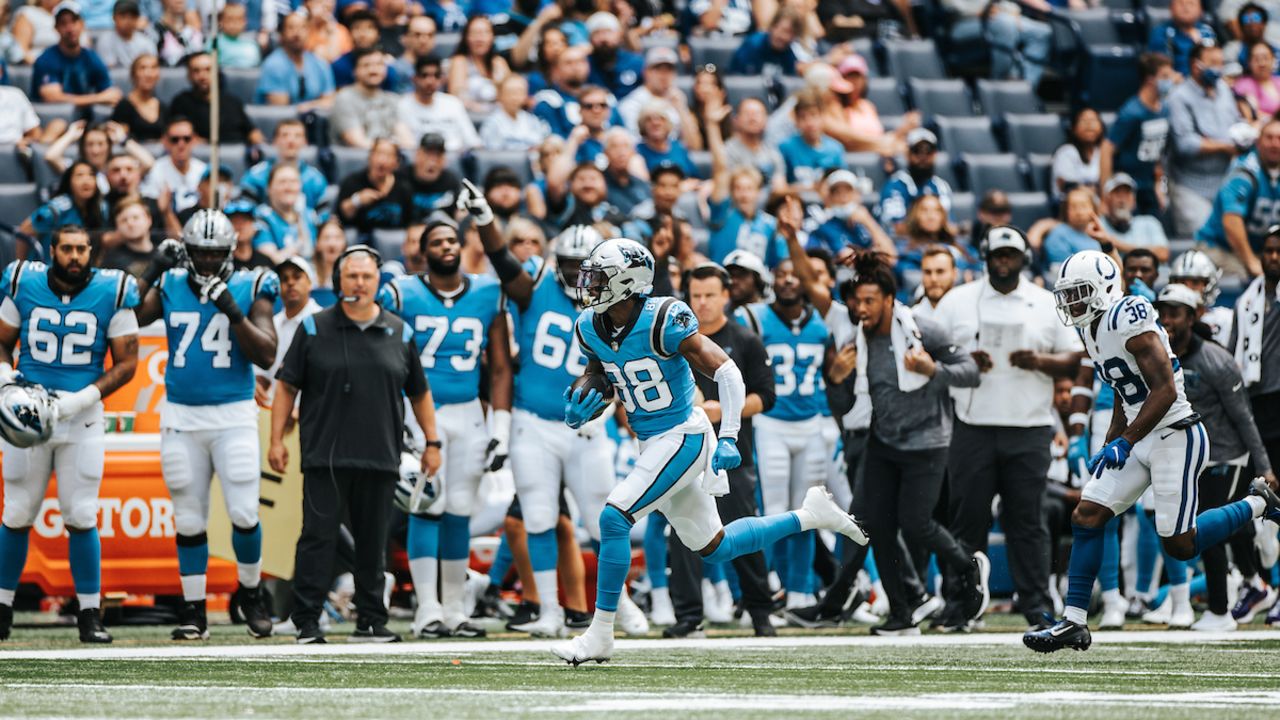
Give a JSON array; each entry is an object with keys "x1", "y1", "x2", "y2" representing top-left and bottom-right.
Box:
[
  {"x1": 1174, "y1": 423, "x2": 1207, "y2": 535},
  {"x1": 628, "y1": 433, "x2": 706, "y2": 516}
]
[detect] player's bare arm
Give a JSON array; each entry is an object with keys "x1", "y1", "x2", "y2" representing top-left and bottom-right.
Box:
[
  {"x1": 1120, "y1": 331, "x2": 1177, "y2": 446},
  {"x1": 94, "y1": 334, "x2": 139, "y2": 399},
  {"x1": 486, "y1": 310, "x2": 514, "y2": 413},
  {"x1": 232, "y1": 297, "x2": 278, "y2": 370},
  {"x1": 678, "y1": 332, "x2": 733, "y2": 378}
]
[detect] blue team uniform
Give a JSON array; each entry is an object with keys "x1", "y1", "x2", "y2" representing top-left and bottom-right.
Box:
[
  {"x1": 379, "y1": 273, "x2": 504, "y2": 406},
  {"x1": 778, "y1": 134, "x2": 846, "y2": 186},
  {"x1": 510, "y1": 257, "x2": 588, "y2": 421},
  {"x1": 736, "y1": 303, "x2": 829, "y2": 422},
  {"x1": 159, "y1": 268, "x2": 280, "y2": 406},
  {"x1": 1, "y1": 261, "x2": 139, "y2": 392},
  {"x1": 707, "y1": 198, "x2": 786, "y2": 268},
  {"x1": 251, "y1": 205, "x2": 321, "y2": 256},
  {"x1": 239, "y1": 159, "x2": 329, "y2": 209},
  {"x1": 574, "y1": 296, "x2": 699, "y2": 440},
  {"x1": 878, "y1": 171, "x2": 954, "y2": 229},
  {"x1": 1107, "y1": 96, "x2": 1169, "y2": 194},
  {"x1": 1195, "y1": 151, "x2": 1280, "y2": 254},
  {"x1": 27, "y1": 195, "x2": 111, "y2": 259}
]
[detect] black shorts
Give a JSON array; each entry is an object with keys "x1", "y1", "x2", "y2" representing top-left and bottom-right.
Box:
[{"x1": 506, "y1": 487, "x2": 572, "y2": 521}]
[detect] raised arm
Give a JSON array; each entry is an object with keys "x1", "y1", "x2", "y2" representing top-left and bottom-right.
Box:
[
  {"x1": 777, "y1": 195, "x2": 832, "y2": 316},
  {"x1": 456, "y1": 179, "x2": 534, "y2": 307},
  {"x1": 704, "y1": 95, "x2": 732, "y2": 203}
]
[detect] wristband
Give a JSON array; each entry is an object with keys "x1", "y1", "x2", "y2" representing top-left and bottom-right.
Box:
[
  {"x1": 1070, "y1": 386, "x2": 1094, "y2": 399},
  {"x1": 1068, "y1": 412, "x2": 1090, "y2": 428},
  {"x1": 487, "y1": 247, "x2": 524, "y2": 284}
]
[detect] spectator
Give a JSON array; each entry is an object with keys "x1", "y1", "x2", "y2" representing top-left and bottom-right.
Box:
[
  {"x1": 621, "y1": 161, "x2": 686, "y2": 245},
  {"x1": 807, "y1": 169, "x2": 895, "y2": 263},
  {"x1": 257, "y1": 11, "x2": 336, "y2": 110},
  {"x1": 818, "y1": 0, "x2": 901, "y2": 42},
  {"x1": 31, "y1": 2, "x2": 120, "y2": 113},
  {"x1": 1097, "y1": 173, "x2": 1170, "y2": 262},
  {"x1": 481, "y1": 166, "x2": 525, "y2": 229},
  {"x1": 387, "y1": 222, "x2": 428, "y2": 276},
  {"x1": 879, "y1": 128, "x2": 954, "y2": 236},
  {"x1": 984, "y1": 1, "x2": 1053, "y2": 89},
  {"x1": 504, "y1": 216, "x2": 546, "y2": 263},
  {"x1": 601, "y1": 128, "x2": 651, "y2": 216},
  {"x1": 18, "y1": 160, "x2": 109, "y2": 259},
  {"x1": 337, "y1": 138, "x2": 413, "y2": 232},
  {"x1": 1235, "y1": 41, "x2": 1280, "y2": 115},
  {"x1": 532, "y1": 44, "x2": 593, "y2": 137},
  {"x1": 214, "y1": 2, "x2": 263, "y2": 69},
  {"x1": 447, "y1": 15, "x2": 510, "y2": 113},
  {"x1": 687, "y1": 63, "x2": 730, "y2": 152},
  {"x1": 406, "y1": 132, "x2": 463, "y2": 220},
  {"x1": 559, "y1": 84, "x2": 620, "y2": 166},
  {"x1": 303, "y1": 0, "x2": 353, "y2": 62},
  {"x1": 240, "y1": 120, "x2": 327, "y2": 211},
  {"x1": 330, "y1": 47, "x2": 412, "y2": 148},
  {"x1": 1149, "y1": 0, "x2": 1216, "y2": 76},
  {"x1": 1051, "y1": 107, "x2": 1104, "y2": 202},
  {"x1": 1101, "y1": 52, "x2": 1176, "y2": 216},
  {"x1": 140, "y1": 116, "x2": 207, "y2": 214},
  {"x1": 45, "y1": 120, "x2": 153, "y2": 186},
  {"x1": 479, "y1": 74, "x2": 550, "y2": 151},
  {"x1": 728, "y1": 7, "x2": 801, "y2": 76},
  {"x1": 524, "y1": 134, "x2": 565, "y2": 220},
  {"x1": 108, "y1": 53, "x2": 166, "y2": 142},
  {"x1": 11, "y1": 0, "x2": 63, "y2": 66},
  {"x1": 1196, "y1": 118, "x2": 1280, "y2": 278},
  {"x1": 970, "y1": 189, "x2": 1014, "y2": 247},
  {"x1": 174, "y1": 163, "x2": 235, "y2": 226},
  {"x1": 894, "y1": 194, "x2": 973, "y2": 298},
  {"x1": 705, "y1": 95, "x2": 784, "y2": 266},
  {"x1": 391, "y1": 15, "x2": 435, "y2": 91},
  {"x1": 1229, "y1": 231, "x2": 1280, "y2": 522},
  {"x1": 104, "y1": 152, "x2": 171, "y2": 236},
  {"x1": 256, "y1": 256, "x2": 323, "y2": 406},
  {"x1": 617, "y1": 46, "x2": 693, "y2": 138},
  {"x1": 422, "y1": 0, "x2": 468, "y2": 32},
  {"x1": 253, "y1": 164, "x2": 322, "y2": 264},
  {"x1": 912, "y1": 245, "x2": 959, "y2": 319},
  {"x1": 636, "y1": 101, "x2": 699, "y2": 178},
  {"x1": 169, "y1": 51, "x2": 264, "y2": 146},
  {"x1": 0, "y1": 79, "x2": 41, "y2": 148},
  {"x1": 1167, "y1": 43, "x2": 1242, "y2": 238},
  {"x1": 829, "y1": 54, "x2": 918, "y2": 156},
  {"x1": 399, "y1": 55, "x2": 480, "y2": 152},
  {"x1": 372, "y1": 0, "x2": 408, "y2": 56},
  {"x1": 101, "y1": 195, "x2": 157, "y2": 276},
  {"x1": 95, "y1": 0, "x2": 155, "y2": 68},
  {"x1": 725, "y1": 97, "x2": 787, "y2": 192},
  {"x1": 225, "y1": 198, "x2": 274, "y2": 271},
  {"x1": 1222, "y1": 2, "x2": 1279, "y2": 68},
  {"x1": 585, "y1": 12, "x2": 643, "y2": 99},
  {"x1": 1038, "y1": 186, "x2": 1107, "y2": 277},
  {"x1": 148, "y1": 0, "x2": 203, "y2": 67},
  {"x1": 684, "y1": 0, "x2": 756, "y2": 38},
  {"x1": 779, "y1": 88, "x2": 847, "y2": 192},
  {"x1": 516, "y1": 23, "x2": 568, "y2": 95},
  {"x1": 308, "y1": 218, "x2": 347, "y2": 305},
  {"x1": 545, "y1": 160, "x2": 625, "y2": 230},
  {"x1": 330, "y1": 10, "x2": 400, "y2": 89}
]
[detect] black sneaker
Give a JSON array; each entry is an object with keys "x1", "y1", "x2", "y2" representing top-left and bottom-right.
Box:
[
  {"x1": 0, "y1": 603, "x2": 11, "y2": 641},
  {"x1": 171, "y1": 600, "x2": 209, "y2": 641},
  {"x1": 661, "y1": 620, "x2": 706, "y2": 639},
  {"x1": 233, "y1": 584, "x2": 274, "y2": 639},
  {"x1": 451, "y1": 621, "x2": 486, "y2": 638},
  {"x1": 473, "y1": 584, "x2": 509, "y2": 619},
  {"x1": 564, "y1": 608, "x2": 592, "y2": 629},
  {"x1": 78, "y1": 608, "x2": 112, "y2": 644},
  {"x1": 1023, "y1": 618, "x2": 1091, "y2": 653},
  {"x1": 870, "y1": 617, "x2": 920, "y2": 636},
  {"x1": 504, "y1": 601, "x2": 539, "y2": 631},
  {"x1": 1252, "y1": 477, "x2": 1280, "y2": 525},
  {"x1": 750, "y1": 610, "x2": 778, "y2": 637},
  {"x1": 910, "y1": 594, "x2": 944, "y2": 626},
  {"x1": 417, "y1": 620, "x2": 452, "y2": 639},
  {"x1": 348, "y1": 624, "x2": 402, "y2": 643},
  {"x1": 784, "y1": 605, "x2": 842, "y2": 629},
  {"x1": 296, "y1": 623, "x2": 327, "y2": 644},
  {"x1": 964, "y1": 552, "x2": 991, "y2": 623}
]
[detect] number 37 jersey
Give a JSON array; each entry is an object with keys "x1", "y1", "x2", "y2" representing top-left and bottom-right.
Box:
[{"x1": 1083, "y1": 295, "x2": 1193, "y2": 430}]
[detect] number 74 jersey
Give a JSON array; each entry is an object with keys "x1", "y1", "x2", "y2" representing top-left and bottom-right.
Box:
[{"x1": 1083, "y1": 295, "x2": 1193, "y2": 430}]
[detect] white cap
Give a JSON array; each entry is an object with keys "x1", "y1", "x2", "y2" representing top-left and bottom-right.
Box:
[
  {"x1": 586, "y1": 12, "x2": 621, "y2": 34},
  {"x1": 1156, "y1": 283, "x2": 1203, "y2": 310},
  {"x1": 276, "y1": 256, "x2": 317, "y2": 284},
  {"x1": 723, "y1": 249, "x2": 768, "y2": 279},
  {"x1": 825, "y1": 169, "x2": 859, "y2": 190},
  {"x1": 906, "y1": 128, "x2": 938, "y2": 148},
  {"x1": 53, "y1": 0, "x2": 82, "y2": 17},
  {"x1": 984, "y1": 225, "x2": 1028, "y2": 253},
  {"x1": 1103, "y1": 172, "x2": 1137, "y2": 194}
]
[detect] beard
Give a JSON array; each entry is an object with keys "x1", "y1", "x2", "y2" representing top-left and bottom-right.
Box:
[
  {"x1": 51, "y1": 260, "x2": 89, "y2": 288},
  {"x1": 493, "y1": 201, "x2": 520, "y2": 220},
  {"x1": 426, "y1": 253, "x2": 461, "y2": 276}
]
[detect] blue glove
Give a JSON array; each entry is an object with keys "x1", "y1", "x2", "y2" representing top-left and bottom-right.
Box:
[
  {"x1": 711, "y1": 438, "x2": 741, "y2": 473},
  {"x1": 1088, "y1": 437, "x2": 1133, "y2": 479},
  {"x1": 563, "y1": 386, "x2": 606, "y2": 429},
  {"x1": 1129, "y1": 279, "x2": 1156, "y2": 303},
  {"x1": 1068, "y1": 434, "x2": 1090, "y2": 476}
]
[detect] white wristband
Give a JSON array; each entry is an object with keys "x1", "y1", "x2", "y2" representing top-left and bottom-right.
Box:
[
  {"x1": 1070, "y1": 386, "x2": 1094, "y2": 399},
  {"x1": 491, "y1": 408, "x2": 511, "y2": 446},
  {"x1": 713, "y1": 359, "x2": 745, "y2": 441},
  {"x1": 1068, "y1": 412, "x2": 1090, "y2": 428},
  {"x1": 56, "y1": 384, "x2": 101, "y2": 420}
]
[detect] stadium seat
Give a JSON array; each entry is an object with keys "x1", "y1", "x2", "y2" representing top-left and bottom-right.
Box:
[
  {"x1": 690, "y1": 36, "x2": 743, "y2": 73},
  {"x1": 724, "y1": 75, "x2": 770, "y2": 110},
  {"x1": 0, "y1": 145, "x2": 33, "y2": 184},
  {"x1": 371, "y1": 228, "x2": 406, "y2": 259},
  {"x1": 909, "y1": 78, "x2": 972, "y2": 117},
  {"x1": 7, "y1": 65, "x2": 33, "y2": 95},
  {"x1": 931, "y1": 151, "x2": 959, "y2": 189},
  {"x1": 865, "y1": 77, "x2": 907, "y2": 115},
  {"x1": 1078, "y1": 45, "x2": 1140, "y2": 112},
  {"x1": 689, "y1": 151, "x2": 712, "y2": 179},
  {"x1": 975, "y1": 79, "x2": 1042, "y2": 116},
  {"x1": 843, "y1": 152, "x2": 888, "y2": 190},
  {"x1": 936, "y1": 116, "x2": 1000, "y2": 154},
  {"x1": 192, "y1": 144, "x2": 248, "y2": 179},
  {"x1": 222, "y1": 68, "x2": 261, "y2": 105},
  {"x1": 31, "y1": 103, "x2": 75, "y2": 129},
  {"x1": 156, "y1": 67, "x2": 189, "y2": 104},
  {"x1": 1145, "y1": 6, "x2": 1171, "y2": 28},
  {"x1": 949, "y1": 191, "x2": 976, "y2": 225},
  {"x1": 331, "y1": 145, "x2": 370, "y2": 183},
  {"x1": 109, "y1": 67, "x2": 130, "y2": 94},
  {"x1": 0, "y1": 184, "x2": 40, "y2": 228},
  {"x1": 640, "y1": 35, "x2": 679, "y2": 52},
  {"x1": 1067, "y1": 8, "x2": 1123, "y2": 45},
  {"x1": 961, "y1": 153, "x2": 1024, "y2": 195},
  {"x1": 1026, "y1": 153, "x2": 1054, "y2": 193},
  {"x1": 245, "y1": 105, "x2": 301, "y2": 143},
  {"x1": 468, "y1": 150, "x2": 533, "y2": 187},
  {"x1": 1005, "y1": 113, "x2": 1066, "y2": 157},
  {"x1": 885, "y1": 39, "x2": 947, "y2": 85},
  {"x1": 1008, "y1": 190, "x2": 1052, "y2": 231},
  {"x1": 434, "y1": 33, "x2": 460, "y2": 59}
]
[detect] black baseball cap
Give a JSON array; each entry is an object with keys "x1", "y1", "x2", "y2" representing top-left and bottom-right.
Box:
[
  {"x1": 113, "y1": 0, "x2": 141, "y2": 15},
  {"x1": 419, "y1": 133, "x2": 446, "y2": 153}
]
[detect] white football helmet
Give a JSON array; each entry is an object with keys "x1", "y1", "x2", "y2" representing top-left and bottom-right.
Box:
[
  {"x1": 576, "y1": 238, "x2": 655, "y2": 310},
  {"x1": 181, "y1": 209, "x2": 236, "y2": 282},
  {"x1": 1169, "y1": 250, "x2": 1222, "y2": 305},
  {"x1": 0, "y1": 382, "x2": 56, "y2": 448},
  {"x1": 1053, "y1": 250, "x2": 1124, "y2": 328},
  {"x1": 395, "y1": 451, "x2": 446, "y2": 516},
  {"x1": 554, "y1": 225, "x2": 604, "y2": 298}
]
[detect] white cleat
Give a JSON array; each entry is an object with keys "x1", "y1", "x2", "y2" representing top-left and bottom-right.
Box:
[
  {"x1": 412, "y1": 603, "x2": 443, "y2": 638},
  {"x1": 1256, "y1": 518, "x2": 1280, "y2": 569},
  {"x1": 515, "y1": 605, "x2": 568, "y2": 639},
  {"x1": 1099, "y1": 596, "x2": 1127, "y2": 630},
  {"x1": 552, "y1": 629, "x2": 613, "y2": 666},
  {"x1": 1141, "y1": 597, "x2": 1172, "y2": 625},
  {"x1": 1191, "y1": 611, "x2": 1238, "y2": 632},
  {"x1": 1169, "y1": 601, "x2": 1195, "y2": 629},
  {"x1": 800, "y1": 487, "x2": 868, "y2": 545},
  {"x1": 702, "y1": 580, "x2": 732, "y2": 624},
  {"x1": 616, "y1": 592, "x2": 650, "y2": 636},
  {"x1": 850, "y1": 602, "x2": 882, "y2": 625},
  {"x1": 648, "y1": 587, "x2": 677, "y2": 626}
]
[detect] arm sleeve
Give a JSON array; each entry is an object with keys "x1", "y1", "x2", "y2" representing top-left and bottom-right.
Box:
[
  {"x1": 256, "y1": 58, "x2": 288, "y2": 99},
  {"x1": 90, "y1": 52, "x2": 111, "y2": 91},
  {"x1": 1219, "y1": 174, "x2": 1254, "y2": 217},
  {"x1": 1168, "y1": 95, "x2": 1204, "y2": 158},
  {"x1": 0, "y1": 296, "x2": 20, "y2": 327},
  {"x1": 743, "y1": 330, "x2": 776, "y2": 414},
  {"x1": 713, "y1": 359, "x2": 745, "y2": 439},
  {"x1": 922, "y1": 319, "x2": 980, "y2": 388},
  {"x1": 107, "y1": 307, "x2": 139, "y2": 338}
]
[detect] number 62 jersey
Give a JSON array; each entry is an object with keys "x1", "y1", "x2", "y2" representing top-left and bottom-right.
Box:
[{"x1": 1083, "y1": 295, "x2": 1194, "y2": 431}]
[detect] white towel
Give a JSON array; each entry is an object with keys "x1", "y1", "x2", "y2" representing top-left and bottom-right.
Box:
[
  {"x1": 1233, "y1": 276, "x2": 1266, "y2": 386},
  {"x1": 854, "y1": 301, "x2": 931, "y2": 396}
]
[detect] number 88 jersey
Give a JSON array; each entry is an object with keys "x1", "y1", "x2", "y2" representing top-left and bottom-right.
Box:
[{"x1": 1083, "y1": 295, "x2": 1193, "y2": 430}]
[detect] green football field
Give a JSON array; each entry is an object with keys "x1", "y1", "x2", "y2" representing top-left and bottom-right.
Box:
[{"x1": 2, "y1": 616, "x2": 1279, "y2": 719}]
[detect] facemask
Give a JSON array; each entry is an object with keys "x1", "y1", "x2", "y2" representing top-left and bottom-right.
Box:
[
  {"x1": 830, "y1": 203, "x2": 856, "y2": 220},
  {"x1": 1200, "y1": 66, "x2": 1222, "y2": 87},
  {"x1": 1157, "y1": 78, "x2": 1174, "y2": 98}
]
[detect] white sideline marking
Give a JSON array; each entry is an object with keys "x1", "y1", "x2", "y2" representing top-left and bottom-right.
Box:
[{"x1": 0, "y1": 629, "x2": 1276, "y2": 661}]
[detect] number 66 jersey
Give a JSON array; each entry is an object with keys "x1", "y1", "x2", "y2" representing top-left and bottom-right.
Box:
[{"x1": 1083, "y1": 295, "x2": 1194, "y2": 431}]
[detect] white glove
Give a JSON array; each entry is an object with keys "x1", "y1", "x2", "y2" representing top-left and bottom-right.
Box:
[
  {"x1": 0, "y1": 362, "x2": 21, "y2": 386},
  {"x1": 485, "y1": 408, "x2": 511, "y2": 472},
  {"x1": 700, "y1": 467, "x2": 730, "y2": 497},
  {"x1": 54, "y1": 385, "x2": 102, "y2": 421},
  {"x1": 1229, "y1": 122, "x2": 1260, "y2": 150},
  {"x1": 457, "y1": 178, "x2": 494, "y2": 227}
]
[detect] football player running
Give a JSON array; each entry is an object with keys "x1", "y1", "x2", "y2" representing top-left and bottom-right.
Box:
[
  {"x1": 379, "y1": 213, "x2": 512, "y2": 640},
  {"x1": 552, "y1": 239, "x2": 869, "y2": 665},
  {"x1": 0, "y1": 225, "x2": 141, "y2": 643},
  {"x1": 134, "y1": 210, "x2": 280, "y2": 641},
  {"x1": 1025, "y1": 250, "x2": 1280, "y2": 652}
]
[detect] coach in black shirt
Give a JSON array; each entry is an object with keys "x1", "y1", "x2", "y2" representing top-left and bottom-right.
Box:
[
  {"x1": 270, "y1": 246, "x2": 442, "y2": 644},
  {"x1": 664, "y1": 263, "x2": 777, "y2": 637}
]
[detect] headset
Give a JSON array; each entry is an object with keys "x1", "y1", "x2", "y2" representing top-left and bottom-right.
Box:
[
  {"x1": 332, "y1": 244, "x2": 383, "y2": 302},
  {"x1": 977, "y1": 224, "x2": 1034, "y2": 268}
]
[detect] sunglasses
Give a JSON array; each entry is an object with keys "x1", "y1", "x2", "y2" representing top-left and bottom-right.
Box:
[
  {"x1": 168, "y1": 135, "x2": 193, "y2": 143},
  {"x1": 581, "y1": 102, "x2": 608, "y2": 110},
  {"x1": 417, "y1": 70, "x2": 441, "y2": 78},
  {"x1": 1243, "y1": 11, "x2": 1265, "y2": 23},
  {"x1": 909, "y1": 145, "x2": 936, "y2": 155}
]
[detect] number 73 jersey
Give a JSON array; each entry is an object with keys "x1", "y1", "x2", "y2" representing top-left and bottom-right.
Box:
[
  {"x1": 1083, "y1": 295, "x2": 1193, "y2": 431},
  {"x1": 160, "y1": 268, "x2": 279, "y2": 406}
]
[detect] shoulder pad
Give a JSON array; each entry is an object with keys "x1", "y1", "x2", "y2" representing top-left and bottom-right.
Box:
[{"x1": 1107, "y1": 296, "x2": 1158, "y2": 338}]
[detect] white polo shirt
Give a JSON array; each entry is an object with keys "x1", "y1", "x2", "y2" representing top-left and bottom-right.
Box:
[
  {"x1": 259, "y1": 298, "x2": 323, "y2": 380},
  {"x1": 932, "y1": 276, "x2": 1082, "y2": 427}
]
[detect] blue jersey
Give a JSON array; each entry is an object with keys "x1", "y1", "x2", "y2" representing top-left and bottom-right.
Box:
[
  {"x1": 778, "y1": 134, "x2": 846, "y2": 186},
  {"x1": 878, "y1": 171, "x2": 954, "y2": 229},
  {"x1": 239, "y1": 159, "x2": 329, "y2": 209},
  {"x1": 511, "y1": 257, "x2": 589, "y2": 421},
  {"x1": 251, "y1": 205, "x2": 321, "y2": 255},
  {"x1": 160, "y1": 268, "x2": 280, "y2": 406},
  {"x1": 1, "y1": 262, "x2": 139, "y2": 392},
  {"x1": 1108, "y1": 96, "x2": 1168, "y2": 191},
  {"x1": 736, "y1": 303, "x2": 829, "y2": 421},
  {"x1": 1195, "y1": 152, "x2": 1280, "y2": 254},
  {"x1": 707, "y1": 198, "x2": 786, "y2": 268},
  {"x1": 28, "y1": 195, "x2": 110, "y2": 259},
  {"x1": 574, "y1": 296, "x2": 699, "y2": 441},
  {"x1": 379, "y1": 273, "x2": 504, "y2": 406}
]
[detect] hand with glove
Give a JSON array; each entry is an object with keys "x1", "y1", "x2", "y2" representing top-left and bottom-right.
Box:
[
  {"x1": 1088, "y1": 437, "x2": 1132, "y2": 479},
  {"x1": 1068, "y1": 433, "x2": 1090, "y2": 477},
  {"x1": 711, "y1": 437, "x2": 741, "y2": 473},
  {"x1": 0, "y1": 362, "x2": 22, "y2": 386},
  {"x1": 456, "y1": 178, "x2": 495, "y2": 227},
  {"x1": 141, "y1": 238, "x2": 188, "y2": 288},
  {"x1": 563, "y1": 386, "x2": 606, "y2": 430},
  {"x1": 485, "y1": 409, "x2": 511, "y2": 471},
  {"x1": 1128, "y1": 278, "x2": 1156, "y2": 303},
  {"x1": 201, "y1": 276, "x2": 244, "y2": 324},
  {"x1": 54, "y1": 384, "x2": 102, "y2": 422}
]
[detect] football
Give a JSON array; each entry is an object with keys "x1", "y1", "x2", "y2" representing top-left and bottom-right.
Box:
[{"x1": 570, "y1": 372, "x2": 615, "y2": 421}]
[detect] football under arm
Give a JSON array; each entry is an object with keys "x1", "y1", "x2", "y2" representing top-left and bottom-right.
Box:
[
  {"x1": 679, "y1": 333, "x2": 744, "y2": 439},
  {"x1": 1120, "y1": 331, "x2": 1177, "y2": 446}
]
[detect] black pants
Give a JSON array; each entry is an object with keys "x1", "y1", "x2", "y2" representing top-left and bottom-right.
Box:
[
  {"x1": 1199, "y1": 464, "x2": 1258, "y2": 615},
  {"x1": 861, "y1": 436, "x2": 971, "y2": 622},
  {"x1": 945, "y1": 422, "x2": 1053, "y2": 621},
  {"x1": 667, "y1": 464, "x2": 772, "y2": 622},
  {"x1": 291, "y1": 467, "x2": 396, "y2": 629}
]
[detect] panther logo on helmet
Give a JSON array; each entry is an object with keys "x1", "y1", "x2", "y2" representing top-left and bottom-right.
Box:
[
  {"x1": 0, "y1": 382, "x2": 56, "y2": 448},
  {"x1": 576, "y1": 238, "x2": 655, "y2": 310}
]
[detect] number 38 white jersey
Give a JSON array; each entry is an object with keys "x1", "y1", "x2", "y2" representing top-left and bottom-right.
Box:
[{"x1": 1082, "y1": 296, "x2": 1194, "y2": 430}]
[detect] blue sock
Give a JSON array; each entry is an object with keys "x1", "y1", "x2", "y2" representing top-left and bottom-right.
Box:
[
  {"x1": 596, "y1": 506, "x2": 634, "y2": 612},
  {"x1": 1163, "y1": 548, "x2": 1189, "y2": 585},
  {"x1": 0, "y1": 526, "x2": 30, "y2": 592},
  {"x1": 705, "y1": 513, "x2": 802, "y2": 565},
  {"x1": 68, "y1": 528, "x2": 101, "y2": 595},
  {"x1": 527, "y1": 529, "x2": 558, "y2": 573},
  {"x1": 926, "y1": 555, "x2": 941, "y2": 597},
  {"x1": 440, "y1": 513, "x2": 470, "y2": 561},
  {"x1": 724, "y1": 562, "x2": 741, "y2": 601},
  {"x1": 865, "y1": 548, "x2": 880, "y2": 584},
  {"x1": 488, "y1": 534, "x2": 513, "y2": 585},
  {"x1": 1065, "y1": 523, "x2": 1106, "y2": 614},
  {"x1": 176, "y1": 533, "x2": 209, "y2": 576},
  {"x1": 407, "y1": 514, "x2": 440, "y2": 560},
  {"x1": 1137, "y1": 511, "x2": 1160, "y2": 596},
  {"x1": 231, "y1": 524, "x2": 262, "y2": 565},
  {"x1": 1099, "y1": 517, "x2": 1121, "y2": 592},
  {"x1": 1194, "y1": 499, "x2": 1256, "y2": 554},
  {"x1": 784, "y1": 532, "x2": 811, "y2": 593},
  {"x1": 643, "y1": 515, "x2": 669, "y2": 589},
  {"x1": 706, "y1": 559, "x2": 726, "y2": 584},
  {"x1": 1271, "y1": 565, "x2": 1279, "y2": 586}
]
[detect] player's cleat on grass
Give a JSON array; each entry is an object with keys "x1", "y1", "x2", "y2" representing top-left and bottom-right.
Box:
[
  {"x1": 1267, "y1": 601, "x2": 1280, "y2": 626},
  {"x1": 413, "y1": 602, "x2": 443, "y2": 638},
  {"x1": 703, "y1": 580, "x2": 734, "y2": 623},
  {"x1": 348, "y1": 624, "x2": 402, "y2": 643},
  {"x1": 473, "y1": 583, "x2": 510, "y2": 620},
  {"x1": 1099, "y1": 594, "x2": 1127, "y2": 630},
  {"x1": 784, "y1": 604, "x2": 842, "y2": 629},
  {"x1": 648, "y1": 588, "x2": 676, "y2": 626},
  {"x1": 616, "y1": 592, "x2": 650, "y2": 636},
  {"x1": 504, "y1": 601, "x2": 539, "y2": 631},
  {"x1": 964, "y1": 552, "x2": 991, "y2": 623},
  {"x1": 0, "y1": 603, "x2": 12, "y2": 641},
  {"x1": 171, "y1": 600, "x2": 210, "y2": 641},
  {"x1": 514, "y1": 605, "x2": 568, "y2": 638},
  {"x1": 565, "y1": 608, "x2": 592, "y2": 629},
  {"x1": 1169, "y1": 592, "x2": 1194, "y2": 629},
  {"x1": 850, "y1": 601, "x2": 883, "y2": 626},
  {"x1": 1023, "y1": 617, "x2": 1091, "y2": 653},
  {"x1": 800, "y1": 487, "x2": 868, "y2": 545},
  {"x1": 552, "y1": 628, "x2": 613, "y2": 666},
  {"x1": 911, "y1": 594, "x2": 944, "y2": 626},
  {"x1": 749, "y1": 610, "x2": 778, "y2": 637},
  {"x1": 1230, "y1": 583, "x2": 1276, "y2": 624},
  {"x1": 450, "y1": 621, "x2": 487, "y2": 639},
  {"x1": 870, "y1": 617, "x2": 920, "y2": 636},
  {"x1": 233, "y1": 584, "x2": 274, "y2": 639},
  {"x1": 661, "y1": 620, "x2": 706, "y2": 639},
  {"x1": 78, "y1": 608, "x2": 112, "y2": 644},
  {"x1": 1191, "y1": 611, "x2": 1237, "y2": 632},
  {"x1": 1141, "y1": 597, "x2": 1172, "y2": 625},
  {"x1": 1251, "y1": 477, "x2": 1280, "y2": 524},
  {"x1": 296, "y1": 623, "x2": 326, "y2": 644},
  {"x1": 416, "y1": 620, "x2": 451, "y2": 639}
]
